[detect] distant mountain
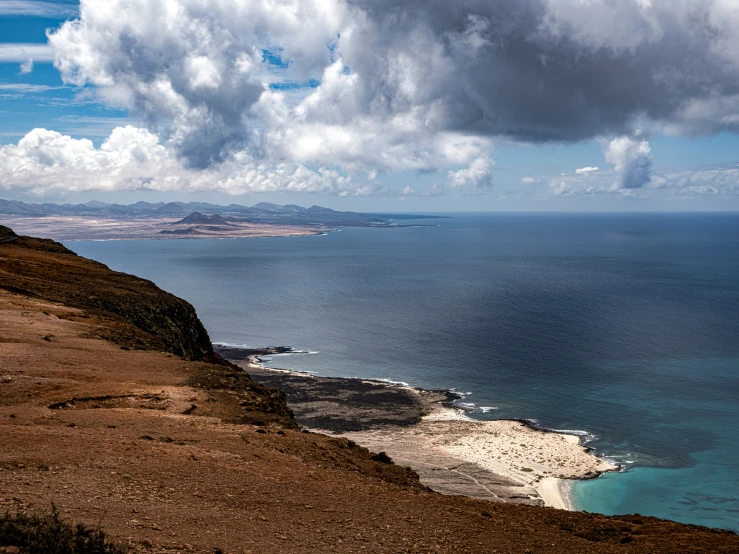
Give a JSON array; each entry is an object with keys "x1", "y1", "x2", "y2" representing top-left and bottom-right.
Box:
[
  {"x1": 281, "y1": 204, "x2": 307, "y2": 213},
  {"x1": 252, "y1": 202, "x2": 287, "y2": 212},
  {"x1": 0, "y1": 199, "x2": 44, "y2": 214},
  {"x1": 154, "y1": 202, "x2": 191, "y2": 215},
  {"x1": 174, "y1": 212, "x2": 230, "y2": 225},
  {"x1": 305, "y1": 205, "x2": 335, "y2": 214},
  {"x1": 0, "y1": 199, "x2": 444, "y2": 228}
]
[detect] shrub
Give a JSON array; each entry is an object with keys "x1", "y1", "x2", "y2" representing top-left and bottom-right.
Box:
[{"x1": 0, "y1": 505, "x2": 126, "y2": 553}]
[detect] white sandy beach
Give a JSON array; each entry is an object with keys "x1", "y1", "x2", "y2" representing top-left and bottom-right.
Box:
[
  {"x1": 335, "y1": 399, "x2": 616, "y2": 509},
  {"x1": 435, "y1": 413, "x2": 612, "y2": 508}
]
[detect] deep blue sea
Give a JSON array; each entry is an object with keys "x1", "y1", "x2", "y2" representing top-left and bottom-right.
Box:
[{"x1": 69, "y1": 213, "x2": 739, "y2": 532}]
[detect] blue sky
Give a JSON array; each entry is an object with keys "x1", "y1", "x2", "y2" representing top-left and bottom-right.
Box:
[
  {"x1": 1, "y1": 1, "x2": 739, "y2": 211},
  {"x1": 0, "y1": 3, "x2": 128, "y2": 143}
]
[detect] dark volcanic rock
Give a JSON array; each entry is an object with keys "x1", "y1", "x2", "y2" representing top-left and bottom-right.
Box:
[
  {"x1": 217, "y1": 346, "x2": 450, "y2": 432},
  {"x1": 158, "y1": 227, "x2": 205, "y2": 235}
]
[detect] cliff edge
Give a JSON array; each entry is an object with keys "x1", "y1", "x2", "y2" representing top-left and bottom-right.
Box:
[{"x1": 0, "y1": 228, "x2": 211, "y2": 360}]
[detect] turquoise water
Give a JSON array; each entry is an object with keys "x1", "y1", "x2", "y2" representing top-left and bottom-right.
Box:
[
  {"x1": 571, "y1": 358, "x2": 739, "y2": 530},
  {"x1": 68, "y1": 213, "x2": 739, "y2": 532},
  {"x1": 574, "y1": 465, "x2": 739, "y2": 531}
]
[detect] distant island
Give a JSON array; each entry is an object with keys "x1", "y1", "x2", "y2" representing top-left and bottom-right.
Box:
[{"x1": 0, "y1": 199, "x2": 443, "y2": 241}]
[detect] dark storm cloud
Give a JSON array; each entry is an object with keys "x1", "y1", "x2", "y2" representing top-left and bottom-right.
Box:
[{"x1": 347, "y1": 0, "x2": 739, "y2": 142}]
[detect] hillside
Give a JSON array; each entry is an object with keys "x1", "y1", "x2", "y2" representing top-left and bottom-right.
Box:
[
  {"x1": 173, "y1": 212, "x2": 231, "y2": 226},
  {"x1": 1, "y1": 228, "x2": 737, "y2": 553}
]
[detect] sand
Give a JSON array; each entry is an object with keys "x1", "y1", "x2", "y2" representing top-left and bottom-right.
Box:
[
  {"x1": 336, "y1": 403, "x2": 616, "y2": 509},
  {"x1": 429, "y1": 404, "x2": 615, "y2": 508}
]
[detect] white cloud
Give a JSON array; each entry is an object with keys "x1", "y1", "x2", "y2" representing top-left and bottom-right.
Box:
[
  {"x1": 544, "y1": 157, "x2": 739, "y2": 200},
  {"x1": 19, "y1": 59, "x2": 34, "y2": 75},
  {"x1": 48, "y1": 0, "x2": 351, "y2": 168},
  {"x1": 659, "y1": 166, "x2": 739, "y2": 197},
  {"x1": 550, "y1": 135, "x2": 654, "y2": 194},
  {"x1": 0, "y1": 0, "x2": 735, "y2": 200},
  {"x1": 550, "y1": 165, "x2": 739, "y2": 200},
  {"x1": 447, "y1": 157, "x2": 495, "y2": 190},
  {"x1": 43, "y1": 1, "x2": 739, "y2": 174},
  {"x1": 0, "y1": 43, "x2": 55, "y2": 63},
  {"x1": 0, "y1": 126, "x2": 370, "y2": 197},
  {"x1": 547, "y1": 175, "x2": 640, "y2": 198},
  {"x1": 0, "y1": 1, "x2": 77, "y2": 17},
  {"x1": 0, "y1": 84, "x2": 64, "y2": 93},
  {"x1": 521, "y1": 176, "x2": 538, "y2": 184},
  {"x1": 603, "y1": 136, "x2": 653, "y2": 189}
]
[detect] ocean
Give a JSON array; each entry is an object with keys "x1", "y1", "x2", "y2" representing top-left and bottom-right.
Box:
[{"x1": 68, "y1": 213, "x2": 739, "y2": 532}]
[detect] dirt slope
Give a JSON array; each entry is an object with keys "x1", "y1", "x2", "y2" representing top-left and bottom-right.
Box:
[{"x1": 0, "y1": 231, "x2": 211, "y2": 360}]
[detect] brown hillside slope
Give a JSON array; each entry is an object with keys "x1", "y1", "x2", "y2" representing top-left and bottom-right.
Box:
[
  {"x1": 0, "y1": 230, "x2": 210, "y2": 360},
  {"x1": 1, "y1": 229, "x2": 737, "y2": 553}
]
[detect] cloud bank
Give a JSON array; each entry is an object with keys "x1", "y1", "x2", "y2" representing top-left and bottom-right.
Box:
[
  {"x1": 447, "y1": 157, "x2": 495, "y2": 190},
  {"x1": 5, "y1": 0, "x2": 739, "y2": 198},
  {"x1": 0, "y1": 126, "x2": 366, "y2": 196}
]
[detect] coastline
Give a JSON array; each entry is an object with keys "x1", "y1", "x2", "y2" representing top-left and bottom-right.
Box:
[{"x1": 217, "y1": 345, "x2": 617, "y2": 510}]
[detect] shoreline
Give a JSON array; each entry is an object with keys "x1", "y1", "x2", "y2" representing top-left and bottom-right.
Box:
[{"x1": 216, "y1": 345, "x2": 618, "y2": 510}]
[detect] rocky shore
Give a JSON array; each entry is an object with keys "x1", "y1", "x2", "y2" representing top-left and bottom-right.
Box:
[{"x1": 219, "y1": 347, "x2": 616, "y2": 509}]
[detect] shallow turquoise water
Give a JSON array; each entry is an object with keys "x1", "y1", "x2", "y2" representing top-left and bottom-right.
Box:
[
  {"x1": 574, "y1": 464, "x2": 739, "y2": 531},
  {"x1": 570, "y1": 356, "x2": 739, "y2": 531}
]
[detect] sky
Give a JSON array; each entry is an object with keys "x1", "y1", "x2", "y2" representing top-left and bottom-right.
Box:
[{"x1": 1, "y1": 1, "x2": 739, "y2": 211}]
